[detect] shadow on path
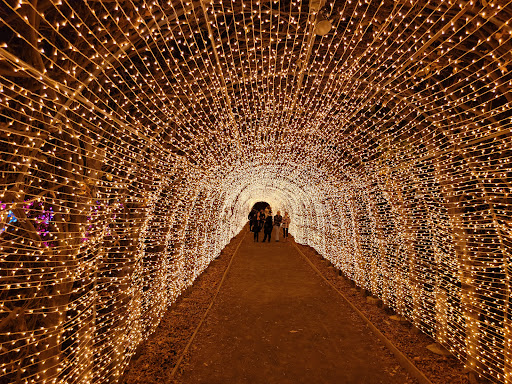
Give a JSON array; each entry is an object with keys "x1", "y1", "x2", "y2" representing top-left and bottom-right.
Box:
[{"x1": 176, "y1": 234, "x2": 416, "y2": 384}]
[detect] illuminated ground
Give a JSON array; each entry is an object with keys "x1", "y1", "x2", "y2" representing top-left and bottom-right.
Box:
[{"x1": 176, "y1": 233, "x2": 415, "y2": 383}]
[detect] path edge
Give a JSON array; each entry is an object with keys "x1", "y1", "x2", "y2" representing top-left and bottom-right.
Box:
[
  {"x1": 292, "y1": 242, "x2": 432, "y2": 384},
  {"x1": 168, "y1": 230, "x2": 247, "y2": 380}
]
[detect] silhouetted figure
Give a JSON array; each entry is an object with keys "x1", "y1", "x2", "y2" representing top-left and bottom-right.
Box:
[
  {"x1": 263, "y1": 214, "x2": 273, "y2": 242},
  {"x1": 251, "y1": 214, "x2": 261, "y2": 242},
  {"x1": 248, "y1": 209, "x2": 257, "y2": 231},
  {"x1": 258, "y1": 210, "x2": 266, "y2": 230}
]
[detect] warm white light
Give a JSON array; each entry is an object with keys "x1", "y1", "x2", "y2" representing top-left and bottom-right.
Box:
[{"x1": 0, "y1": 0, "x2": 511, "y2": 383}]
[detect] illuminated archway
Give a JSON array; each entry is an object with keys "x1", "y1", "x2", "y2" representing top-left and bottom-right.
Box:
[{"x1": 0, "y1": 0, "x2": 511, "y2": 382}]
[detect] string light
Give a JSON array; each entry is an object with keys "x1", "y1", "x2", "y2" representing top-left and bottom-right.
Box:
[{"x1": 0, "y1": 0, "x2": 511, "y2": 383}]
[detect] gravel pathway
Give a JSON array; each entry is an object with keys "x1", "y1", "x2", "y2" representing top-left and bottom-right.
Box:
[{"x1": 175, "y1": 234, "x2": 416, "y2": 384}]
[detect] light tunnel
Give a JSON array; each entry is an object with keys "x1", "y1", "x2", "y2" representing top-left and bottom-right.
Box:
[{"x1": 0, "y1": 0, "x2": 511, "y2": 382}]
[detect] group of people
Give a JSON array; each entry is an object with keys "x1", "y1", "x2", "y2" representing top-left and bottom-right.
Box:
[{"x1": 248, "y1": 208, "x2": 290, "y2": 242}]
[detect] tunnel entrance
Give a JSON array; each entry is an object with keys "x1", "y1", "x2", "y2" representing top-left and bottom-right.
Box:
[{"x1": 251, "y1": 201, "x2": 271, "y2": 213}]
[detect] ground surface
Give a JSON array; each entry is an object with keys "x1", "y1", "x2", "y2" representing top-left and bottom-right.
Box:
[
  {"x1": 175, "y1": 233, "x2": 415, "y2": 384},
  {"x1": 297, "y1": 243, "x2": 473, "y2": 384},
  {"x1": 122, "y1": 229, "x2": 471, "y2": 384}
]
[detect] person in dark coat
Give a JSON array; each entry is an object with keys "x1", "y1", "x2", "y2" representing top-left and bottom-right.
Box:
[
  {"x1": 262, "y1": 214, "x2": 273, "y2": 242},
  {"x1": 248, "y1": 209, "x2": 257, "y2": 231},
  {"x1": 258, "y1": 210, "x2": 266, "y2": 230},
  {"x1": 251, "y1": 214, "x2": 261, "y2": 241}
]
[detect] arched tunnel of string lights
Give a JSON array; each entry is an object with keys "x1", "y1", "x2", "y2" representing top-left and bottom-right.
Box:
[{"x1": 0, "y1": 0, "x2": 511, "y2": 382}]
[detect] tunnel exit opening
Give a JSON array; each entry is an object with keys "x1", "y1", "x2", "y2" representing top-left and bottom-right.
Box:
[{"x1": 251, "y1": 201, "x2": 271, "y2": 213}]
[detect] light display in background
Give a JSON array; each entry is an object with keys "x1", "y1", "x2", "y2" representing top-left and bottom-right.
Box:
[{"x1": 0, "y1": 0, "x2": 511, "y2": 383}]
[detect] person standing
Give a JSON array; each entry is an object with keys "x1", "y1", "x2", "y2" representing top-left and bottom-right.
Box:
[
  {"x1": 248, "y1": 209, "x2": 257, "y2": 231},
  {"x1": 262, "y1": 214, "x2": 273, "y2": 242},
  {"x1": 282, "y1": 212, "x2": 290, "y2": 241},
  {"x1": 258, "y1": 210, "x2": 266, "y2": 230},
  {"x1": 273, "y1": 211, "x2": 283, "y2": 241},
  {"x1": 251, "y1": 213, "x2": 261, "y2": 242}
]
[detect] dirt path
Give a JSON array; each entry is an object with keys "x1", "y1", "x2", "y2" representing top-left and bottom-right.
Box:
[{"x1": 175, "y1": 234, "x2": 416, "y2": 384}]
